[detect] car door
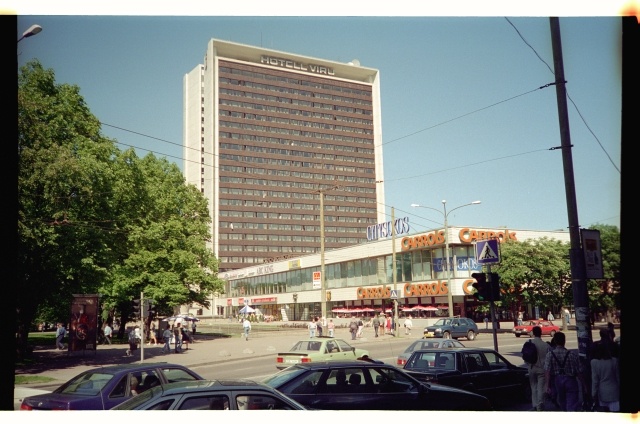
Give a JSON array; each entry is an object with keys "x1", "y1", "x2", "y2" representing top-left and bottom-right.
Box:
[
  {"x1": 479, "y1": 350, "x2": 525, "y2": 403},
  {"x1": 451, "y1": 319, "x2": 468, "y2": 338},
  {"x1": 334, "y1": 339, "x2": 358, "y2": 359}
]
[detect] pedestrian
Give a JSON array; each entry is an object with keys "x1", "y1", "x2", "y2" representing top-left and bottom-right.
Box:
[
  {"x1": 103, "y1": 323, "x2": 113, "y2": 345},
  {"x1": 357, "y1": 316, "x2": 364, "y2": 338},
  {"x1": 181, "y1": 326, "x2": 191, "y2": 350},
  {"x1": 126, "y1": 327, "x2": 140, "y2": 357},
  {"x1": 349, "y1": 317, "x2": 358, "y2": 340},
  {"x1": 162, "y1": 327, "x2": 172, "y2": 353},
  {"x1": 191, "y1": 320, "x2": 197, "y2": 335},
  {"x1": 174, "y1": 323, "x2": 183, "y2": 353},
  {"x1": 590, "y1": 342, "x2": 620, "y2": 412},
  {"x1": 592, "y1": 328, "x2": 620, "y2": 359},
  {"x1": 483, "y1": 315, "x2": 489, "y2": 329},
  {"x1": 543, "y1": 331, "x2": 587, "y2": 411},
  {"x1": 564, "y1": 308, "x2": 571, "y2": 325},
  {"x1": 148, "y1": 322, "x2": 157, "y2": 345},
  {"x1": 316, "y1": 317, "x2": 323, "y2": 337},
  {"x1": 517, "y1": 311, "x2": 523, "y2": 326},
  {"x1": 308, "y1": 318, "x2": 316, "y2": 338},
  {"x1": 404, "y1": 315, "x2": 413, "y2": 335},
  {"x1": 55, "y1": 322, "x2": 66, "y2": 350},
  {"x1": 373, "y1": 314, "x2": 381, "y2": 337},
  {"x1": 547, "y1": 311, "x2": 555, "y2": 322},
  {"x1": 242, "y1": 317, "x2": 251, "y2": 341},
  {"x1": 386, "y1": 315, "x2": 392, "y2": 335},
  {"x1": 528, "y1": 325, "x2": 551, "y2": 411},
  {"x1": 328, "y1": 319, "x2": 335, "y2": 337}
]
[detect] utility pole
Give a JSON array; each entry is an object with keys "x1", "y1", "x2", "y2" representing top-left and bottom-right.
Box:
[{"x1": 549, "y1": 17, "x2": 592, "y2": 361}]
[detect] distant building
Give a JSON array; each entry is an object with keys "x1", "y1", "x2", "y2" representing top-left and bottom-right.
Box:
[{"x1": 184, "y1": 39, "x2": 385, "y2": 273}]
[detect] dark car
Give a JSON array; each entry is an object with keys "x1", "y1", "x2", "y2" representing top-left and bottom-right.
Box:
[
  {"x1": 262, "y1": 360, "x2": 492, "y2": 411},
  {"x1": 402, "y1": 347, "x2": 530, "y2": 407},
  {"x1": 112, "y1": 379, "x2": 307, "y2": 410},
  {"x1": 423, "y1": 316, "x2": 479, "y2": 340},
  {"x1": 20, "y1": 363, "x2": 204, "y2": 410},
  {"x1": 397, "y1": 339, "x2": 465, "y2": 366}
]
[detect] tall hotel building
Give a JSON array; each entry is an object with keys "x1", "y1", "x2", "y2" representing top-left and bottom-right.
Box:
[{"x1": 184, "y1": 39, "x2": 385, "y2": 272}]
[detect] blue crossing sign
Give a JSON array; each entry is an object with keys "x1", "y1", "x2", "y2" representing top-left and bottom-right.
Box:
[{"x1": 476, "y1": 239, "x2": 500, "y2": 264}]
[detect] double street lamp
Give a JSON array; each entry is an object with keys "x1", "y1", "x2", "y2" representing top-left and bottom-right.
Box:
[{"x1": 411, "y1": 200, "x2": 481, "y2": 316}]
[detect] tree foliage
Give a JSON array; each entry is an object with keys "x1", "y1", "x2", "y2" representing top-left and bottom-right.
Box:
[{"x1": 18, "y1": 60, "x2": 223, "y2": 353}]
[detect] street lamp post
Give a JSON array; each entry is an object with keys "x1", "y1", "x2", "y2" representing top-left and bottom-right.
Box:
[
  {"x1": 18, "y1": 24, "x2": 42, "y2": 43},
  {"x1": 411, "y1": 200, "x2": 481, "y2": 316},
  {"x1": 316, "y1": 185, "x2": 340, "y2": 321}
]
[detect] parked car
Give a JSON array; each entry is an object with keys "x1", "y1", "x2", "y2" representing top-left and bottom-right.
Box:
[
  {"x1": 112, "y1": 379, "x2": 307, "y2": 410},
  {"x1": 423, "y1": 317, "x2": 479, "y2": 340},
  {"x1": 275, "y1": 336, "x2": 369, "y2": 370},
  {"x1": 397, "y1": 339, "x2": 465, "y2": 366},
  {"x1": 262, "y1": 360, "x2": 492, "y2": 410},
  {"x1": 512, "y1": 319, "x2": 559, "y2": 338},
  {"x1": 20, "y1": 363, "x2": 204, "y2": 410},
  {"x1": 402, "y1": 347, "x2": 529, "y2": 407}
]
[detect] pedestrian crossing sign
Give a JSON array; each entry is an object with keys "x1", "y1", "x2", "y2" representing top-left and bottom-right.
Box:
[{"x1": 476, "y1": 239, "x2": 500, "y2": 264}]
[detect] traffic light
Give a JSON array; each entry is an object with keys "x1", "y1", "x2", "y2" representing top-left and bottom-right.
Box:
[
  {"x1": 142, "y1": 299, "x2": 150, "y2": 318},
  {"x1": 132, "y1": 299, "x2": 141, "y2": 318},
  {"x1": 489, "y1": 273, "x2": 501, "y2": 301},
  {"x1": 472, "y1": 272, "x2": 490, "y2": 302},
  {"x1": 148, "y1": 299, "x2": 156, "y2": 318}
]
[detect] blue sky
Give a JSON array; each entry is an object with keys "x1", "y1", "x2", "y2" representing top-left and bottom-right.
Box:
[{"x1": 16, "y1": 11, "x2": 622, "y2": 235}]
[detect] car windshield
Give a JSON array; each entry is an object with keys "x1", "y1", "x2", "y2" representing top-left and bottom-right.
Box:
[
  {"x1": 433, "y1": 319, "x2": 450, "y2": 326},
  {"x1": 55, "y1": 372, "x2": 114, "y2": 396},
  {"x1": 262, "y1": 366, "x2": 308, "y2": 387}
]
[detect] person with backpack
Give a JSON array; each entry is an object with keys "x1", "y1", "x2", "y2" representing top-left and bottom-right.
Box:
[
  {"x1": 523, "y1": 325, "x2": 551, "y2": 410},
  {"x1": 543, "y1": 331, "x2": 587, "y2": 411}
]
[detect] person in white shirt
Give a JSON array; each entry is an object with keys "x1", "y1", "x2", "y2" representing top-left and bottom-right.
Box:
[
  {"x1": 404, "y1": 316, "x2": 413, "y2": 335},
  {"x1": 242, "y1": 318, "x2": 252, "y2": 341}
]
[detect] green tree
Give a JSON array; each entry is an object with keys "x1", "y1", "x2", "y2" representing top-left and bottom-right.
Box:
[
  {"x1": 18, "y1": 60, "x2": 117, "y2": 354},
  {"x1": 492, "y1": 237, "x2": 571, "y2": 323}
]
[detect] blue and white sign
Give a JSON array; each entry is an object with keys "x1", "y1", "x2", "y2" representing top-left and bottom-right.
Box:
[
  {"x1": 390, "y1": 290, "x2": 399, "y2": 299},
  {"x1": 476, "y1": 239, "x2": 500, "y2": 264}
]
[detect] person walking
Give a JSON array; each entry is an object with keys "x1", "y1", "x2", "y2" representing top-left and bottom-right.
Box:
[
  {"x1": 404, "y1": 316, "x2": 413, "y2": 336},
  {"x1": 590, "y1": 342, "x2": 620, "y2": 412},
  {"x1": 547, "y1": 311, "x2": 555, "y2": 322},
  {"x1": 161, "y1": 327, "x2": 172, "y2": 354},
  {"x1": 103, "y1": 323, "x2": 113, "y2": 345},
  {"x1": 356, "y1": 316, "x2": 364, "y2": 338},
  {"x1": 308, "y1": 318, "x2": 316, "y2": 338},
  {"x1": 148, "y1": 322, "x2": 157, "y2": 345},
  {"x1": 55, "y1": 322, "x2": 66, "y2": 350},
  {"x1": 126, "y1": 327, "x2": 140, "y2": 357},
  {"x1": 385, "y1": 315, "x2": 392, "y2": 335},
  {"x1": 349, "y1": 317, "x2": 358, "y2": 340},
  {"x1": 327, "y1": 318, "x2": 335, "y2": 337},
  {"x1": 316, "y1": 317, "x2": 323, "y2": 337},
  {"x1": 528, "y1": 325, "x2": 551, "y2": 411},
  {"x1": 544, "y1": 331, "x2": 587, "y2": 411},
  {"x1": 242, "y1": 317, "x2": 251, "y2": 341},
  {"x1": 174, "y1": 323, "x2": 183, "y2": 353},
  {"x1": 373, "y1": 314, "x2": 381, "y2": 337}
]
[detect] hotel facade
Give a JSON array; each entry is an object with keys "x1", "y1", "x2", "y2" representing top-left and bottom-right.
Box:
[{"x1": 184, "y1": 39, "x2": 385, "y2": 273}]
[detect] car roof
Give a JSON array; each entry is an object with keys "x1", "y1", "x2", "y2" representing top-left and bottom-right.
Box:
[
  {"x1": 286, "y1": 360, "x2": 395, "y2": 370},
  {"x1": 155, "y1": 379, "x2": 271, "y2": 394},
  {"x1": 77, "y1": 362, "x2": 185, "y2": 374},
  {"x1": 411, "y1": 347, "x2": 496, "y2": 354}
]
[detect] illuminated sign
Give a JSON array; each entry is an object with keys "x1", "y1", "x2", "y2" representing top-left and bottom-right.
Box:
[
  {"x1": 367, "y1": 217, "x2": 410, "y2": 241},
  {"x1": 401, "y1": 228, "x2": 517, "y2": 252},
  {"x1": 260, "y1": 55, "x2": 335, "y2": 76}
]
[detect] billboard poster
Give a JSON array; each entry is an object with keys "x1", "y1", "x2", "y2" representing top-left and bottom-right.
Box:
[
  {"x1": 69, "y1": 294, "x2": 99, "y2": 352},
  {"x1": 581, "y1": 229, "x2": 604, "y2": 280}
]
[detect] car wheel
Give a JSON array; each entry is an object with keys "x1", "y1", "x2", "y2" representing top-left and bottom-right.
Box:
[
  {"x1": 467, "y1": 331, "x2": 476, "y2": 341},
  {"x1": 443, "y1": 332, "x2": 451, "y2": 339},
  {"x1": 515, "y1": 334, "x2": 521, "y2": 337}
]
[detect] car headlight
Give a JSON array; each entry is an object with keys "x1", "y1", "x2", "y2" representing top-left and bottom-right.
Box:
[{"x1": 434, "y1": 329, "x2": 442, "y2": 333}]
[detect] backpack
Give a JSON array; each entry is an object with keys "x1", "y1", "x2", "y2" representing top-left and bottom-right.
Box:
[
  {"x1": 128, "y1": 330, "x2": 138, "y2": 343},
  {"x1": 521, "y1": 340, "x2": 538, "y2": 364},
  {"x1": 349, "y1": 321, "x2": 358, "y2": 331}
]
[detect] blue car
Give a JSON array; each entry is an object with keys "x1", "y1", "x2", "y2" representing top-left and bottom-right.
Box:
[{"x1": 20, "y1": 363, "x2": 203, "y2": 410}]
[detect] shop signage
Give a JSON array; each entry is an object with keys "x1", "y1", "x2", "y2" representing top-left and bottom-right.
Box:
[{"x1": 367, "y1": 216, "x2": 410, "y2": 241}]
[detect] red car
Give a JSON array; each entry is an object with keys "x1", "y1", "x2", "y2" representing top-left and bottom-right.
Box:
[{"x1": 512, "y1": 319, "x2": 559, "y2": 338}]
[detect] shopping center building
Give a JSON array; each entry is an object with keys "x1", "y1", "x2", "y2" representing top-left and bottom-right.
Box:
[{"x1": 213, "y1": 224, "x2": 570, "y2": 321}]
